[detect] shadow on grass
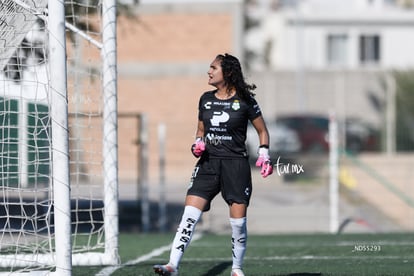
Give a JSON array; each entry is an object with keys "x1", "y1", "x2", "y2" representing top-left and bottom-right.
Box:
[
  {"x1": 200, "y1": 261, "x2": 232, "y2": 276},
  {"x1": 286, "y1": 273, "x2": 322, "y2": 276}
]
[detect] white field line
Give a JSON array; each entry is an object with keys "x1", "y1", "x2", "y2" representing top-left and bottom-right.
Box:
[
  {"x1": 179, "y1": 255, "x2": 414, "y2": 262},
  {"x1": 249, "y1": 255, "x2": 414, "y2": 261},
  {"x1": 193, "y1": 240, "x2": 414, "y2": 247},
  {"x1": 95, "y1": 233, "x2": 203, "y2": 276}
]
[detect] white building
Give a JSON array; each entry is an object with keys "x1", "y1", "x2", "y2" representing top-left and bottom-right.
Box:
[{"x1": 246, "y1": 0, "x2": 414, "y2": 70}]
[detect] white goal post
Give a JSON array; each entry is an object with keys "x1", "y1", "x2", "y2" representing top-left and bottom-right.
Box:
[{"x1": 0, "y1": 0, "x2": 119, "y2": 274}]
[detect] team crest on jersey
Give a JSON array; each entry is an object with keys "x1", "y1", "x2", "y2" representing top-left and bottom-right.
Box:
[{"x1": 232, "y1": 100, "x2": 240, "y2": 111}]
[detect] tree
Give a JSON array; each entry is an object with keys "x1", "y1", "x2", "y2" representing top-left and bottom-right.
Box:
[{"x1": 393, "y1": 70, "x2": 414, "y2": 151}]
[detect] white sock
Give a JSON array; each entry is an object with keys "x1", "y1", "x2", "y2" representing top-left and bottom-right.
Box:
[
  {"x1": 230, "y1": 217, "x2": 247, "y2": 270},
  {"x1": 169, "y1": 205, "x2": 202, "y2": 268}
]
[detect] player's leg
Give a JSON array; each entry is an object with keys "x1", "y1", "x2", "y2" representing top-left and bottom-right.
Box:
[
  {"x1": 230, "y1": 204, "x2": 247, "y2": 276},
  {"x1": 168, "y1": 197, "x2": 206, "y2": 268},
  {"x1": 154, "y1": 197, "x2": 205, "y2": 276},
  {"x1": 154, "y1": 158, "x2": 220, "y2": 275},
  {"x1": 221, "y1": 159, "x2": 252, "y2": 276}
]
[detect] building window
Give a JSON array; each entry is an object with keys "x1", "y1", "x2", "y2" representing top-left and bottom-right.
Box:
[
  {"x1": 359, "y1": 35, "x2": 380, "y2": 64},
  {"x1": 0, "y1": 98, "x2": 50, "y2": 186},
  {"x1": 327, "y1": 34, "x2": 348, "y2": 66}
]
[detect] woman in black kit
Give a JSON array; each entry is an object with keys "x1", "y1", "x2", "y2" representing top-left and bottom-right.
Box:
[{"x1": 153, "y1": 53, "x2": 273, "y2": 276}]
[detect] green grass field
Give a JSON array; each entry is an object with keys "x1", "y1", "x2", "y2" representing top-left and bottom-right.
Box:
[{"x1": 73, "y1": 232, "x2": 414, "y2": 276}]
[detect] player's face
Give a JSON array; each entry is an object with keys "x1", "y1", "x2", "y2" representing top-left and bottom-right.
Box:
[{"x1": 207, "y1": 58, "x2": 225, "y2": 88}]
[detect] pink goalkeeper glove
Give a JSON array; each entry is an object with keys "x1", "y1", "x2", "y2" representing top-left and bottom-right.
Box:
[
  {"x1": 255, "y1": 146, "x2": 273, "y2": 178},
  {"x1": 191, "y1": 137, "x2": 205, "y2": 158}
]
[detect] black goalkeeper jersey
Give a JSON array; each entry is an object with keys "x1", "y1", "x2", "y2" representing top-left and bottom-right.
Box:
[{"x1": 198, "y1": 90, "x2": 262, "y2": 159}]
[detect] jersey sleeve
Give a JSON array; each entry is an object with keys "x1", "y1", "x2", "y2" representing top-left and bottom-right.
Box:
[
  {"x1": 198, "y1": 92, "x2": 206, "y2": 121},
  {"x1": 247, "y1": 96, "x2": 262, "y2": 121},
  {"x1": 198, "y1": 97, "x2": 202, "y2": 121}
]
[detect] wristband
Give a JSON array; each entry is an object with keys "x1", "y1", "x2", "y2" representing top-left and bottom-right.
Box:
[{"x1": 258, "y1": 146, "x2": 269, "y2": 156}]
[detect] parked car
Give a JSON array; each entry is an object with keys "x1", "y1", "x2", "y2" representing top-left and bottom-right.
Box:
[
  {"x1": 276, "y1": 114, "x2": 330, "y2": 153},
  {"x1": 274, "y1": 114, "x2": 380, "y2": 153},
  {"x1": 247, "y1": 114, "x2": 379, "y2": 159},
  {"x1": 345, "y1": 118, "x2": 380, "y2": 152},
  {"x1": 246, "y1": 121, "x2": 301, "y2": 159}
]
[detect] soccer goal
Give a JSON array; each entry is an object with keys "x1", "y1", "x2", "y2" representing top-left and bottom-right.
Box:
[{"x1": 0, "y1": 0, "x2": 119, "y2": 274}]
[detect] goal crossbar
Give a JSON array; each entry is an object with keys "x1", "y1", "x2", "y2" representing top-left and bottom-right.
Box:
[{"x1": 12, "y1": 0, "x2": 103, "y2": 49}]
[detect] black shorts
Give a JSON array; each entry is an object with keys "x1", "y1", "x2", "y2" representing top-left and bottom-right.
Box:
[{"x1": 187, "y1": 156, "x2": 252, "y2": 212}]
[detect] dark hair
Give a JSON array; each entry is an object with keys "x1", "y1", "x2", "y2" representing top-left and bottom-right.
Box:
[{"x1": 216, "y1": 53, "x2": 256, "y2": 101}]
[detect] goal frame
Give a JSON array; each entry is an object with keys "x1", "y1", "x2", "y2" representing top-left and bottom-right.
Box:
[
  {"x1": 51, "y1": 0, "x2": 120, "y2": 271},
  {"x1": 0, "y1": 0, "x2": 119, "y2": 274}
]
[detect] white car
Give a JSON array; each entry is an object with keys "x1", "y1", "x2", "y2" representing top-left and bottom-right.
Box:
[{"x1": 246, "y1": 121, "x2": 301, "y2": 159}]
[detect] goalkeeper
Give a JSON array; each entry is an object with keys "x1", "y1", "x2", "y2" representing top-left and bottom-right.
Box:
[{"x1": 153, "y1": 53, "x2": 273, "y2": 276}]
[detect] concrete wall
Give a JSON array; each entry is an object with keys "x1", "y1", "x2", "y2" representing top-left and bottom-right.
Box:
[{"x1": 250, "y1": 69, "x2": 387, "y2": 127}]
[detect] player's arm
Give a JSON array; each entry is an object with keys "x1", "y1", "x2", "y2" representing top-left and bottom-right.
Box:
[
  {"x1": 251, "y1": 116, "x2": 269, "y2": 147},
  {"x1": 191, "y1": 120, "x2": 205, "y2": 158},
  {"x1": 195, "y1": 120, "x2": 204, "y2": 139},
  {"x1": 251, "y1": 116, "x2": 273, "y2": 177}
]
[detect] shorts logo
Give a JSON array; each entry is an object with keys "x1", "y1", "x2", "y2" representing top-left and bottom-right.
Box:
[
  {"x1": 232, "y1": 100, "x2": 240, "y2": 111},
  {"x1": 244, "y1": 187, "x2": 250, "y2": 196},
  {"x1": 210, "y1": 111, "x2": 229, "y2": 126}
]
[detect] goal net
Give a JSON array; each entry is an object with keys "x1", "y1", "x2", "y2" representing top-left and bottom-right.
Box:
[{"x1": 0, "y1": 0, "x2": 119, "y2": 274}]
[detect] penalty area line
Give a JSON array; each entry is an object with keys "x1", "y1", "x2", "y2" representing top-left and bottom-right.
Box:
[
  {"x1": 179, "y1": 254, "x2": 414, "y2": 263},
  {"x1": 95, "y1": 233, "x2": 203, "y2": 276}
]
